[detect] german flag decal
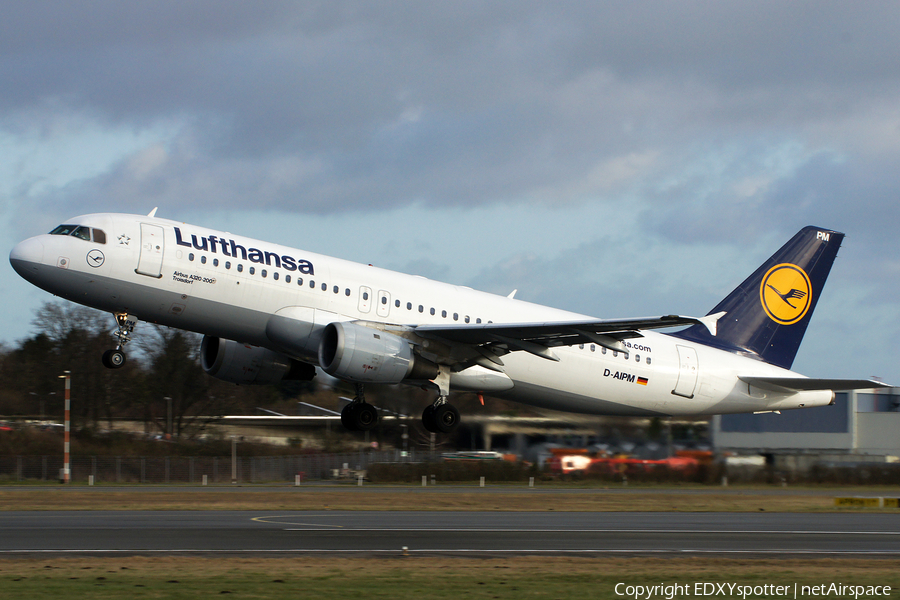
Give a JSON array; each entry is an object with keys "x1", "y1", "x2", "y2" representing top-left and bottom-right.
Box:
[{"x1": 637, "y1": 377, "x2": 649, "y2": 386}]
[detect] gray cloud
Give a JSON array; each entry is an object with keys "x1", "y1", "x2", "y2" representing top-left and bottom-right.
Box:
[{"x1": 5, "y1": 2, "x2": 900, "y2": 225}]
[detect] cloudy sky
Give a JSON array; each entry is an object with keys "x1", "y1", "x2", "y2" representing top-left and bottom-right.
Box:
[{"x1": 1, "y1": 1, "x2": 898, "y2": 381}]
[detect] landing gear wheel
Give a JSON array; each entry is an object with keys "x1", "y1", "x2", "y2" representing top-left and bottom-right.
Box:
[
  {"x1": 422, "y1": 405, "x2": 438, "y2": 433},
  {"x1": 342, "y1": 402, "x2": 378, "y2": 431},
  {"x1": 102, "y1": 349, "x2": 126, "y2": 369},
  {"x1": 352, "y1": 403, "x2": 378, "y2": 431},
  {"x1": 341, "y1": 403, "x2": 357, "y2": 431},
  {"x1": 432, "y1": 403, "x2": 460, "y2": 433}
]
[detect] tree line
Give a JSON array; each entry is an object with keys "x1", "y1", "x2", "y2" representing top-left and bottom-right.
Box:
[{"x1": 0, "y1": 302, "x2": 317, "y2": 438}]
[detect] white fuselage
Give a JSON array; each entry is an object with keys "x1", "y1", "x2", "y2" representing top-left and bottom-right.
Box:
[{"x1": 10, "y1": 213, "x2": 833, "y2": 417}]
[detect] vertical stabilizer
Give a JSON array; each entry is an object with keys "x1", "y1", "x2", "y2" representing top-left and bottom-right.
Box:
[{"x1": 674, "y1": 226, "x2": 844, "y2": 369}]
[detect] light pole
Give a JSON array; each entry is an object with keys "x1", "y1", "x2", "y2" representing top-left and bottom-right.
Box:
[
  {"x1": 400, "y1": 423, "x2": 409, "y2": 457},
  {"x1": 58, "y1": 371, "x2": 71, "y2": 483},
  {"x1": 164, "y1": 396, "x2": 172, "y2": 440},
  {"x1": 231, "y1": 436, "x2": 238, "y2": 484}
]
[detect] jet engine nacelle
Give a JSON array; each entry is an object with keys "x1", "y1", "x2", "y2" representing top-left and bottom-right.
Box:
[
  {"x1": 201, "y1": 336, "x2": 315, "y2": 385},
  {"x1": 318, "y1": 321, "x2": 438, "y2": 383}
]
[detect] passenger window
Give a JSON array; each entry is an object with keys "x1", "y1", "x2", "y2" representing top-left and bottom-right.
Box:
[
  {"x1": 465, "y1": 316, "x2": 470, "y2": 323},
  {"x1": 579, "y1": 344, "x2": 584, "y2": 350},
  {"x1": 237, "y1": 264, "x2": 243, "y2": 272},
  {"x1": 407, "y1": 302, "x2": 412, "y2": 310},
  {"x1": 225, "y1": 262, "x2": 231, "y2": 269},
  {"x1": 453, "y1": 313, "x2": 458, "y2": 321},
  {"x1": 363, "y1": 291, "x2": 369, "y2": 300},
  {"x1": 297, "y1": 278, "x2": 302, "y2": 285},
  {"x1": 249, "y1": 266, "x2": 255, "y2": 275},
  {"x1": 72, "y1": 226, "x2": 92, "y2": 241},
  {"x1": 201, "y1": 256, "x2": 207, "y2": 264},
  {"x1": 334, "y1": 286, "x2": 339, "y2": 294},
  {"x1": 310, "y1": 280, "x2": 315, "y2": 288},
  {"x1": 395, "y1": 299, "x2": 401, "y2": 308},
  {"x1": 441, "y1": 310, "x2": 447, "y2": 318},
  {"x1": 476, "y1": 318, "x2": 482, "y2": 324},
  {"x1": 261, "y1": 270, "x2": 267, "y2": 278},
  {"x1": 321, "y1": 283, "x2": 327, "y2": 291},
  {"x1": 635, "y1": 354, "x2": 640, "y2": 362},
  {"x1": 382, "y1": 296, "x2": 388, "y2": 305},
  {"x1": 602, "y1": 347, "x2": 606, "y2": 354},
  {"x1": 213, "y1": 258, "x2": 219, "y2": 267},
  {"x1": 591, "y1": 345, "x2": 596, "y2": 352},
  {"x1": 624, "y1": 352, "x2": 629, "y2": 360},
  {"x1": 285, "y1": 275, "x2": 291, "y2": 283},
  {"x1": 647, "y1": 357, "x2": 652, "y2": 365},
  {"x1": 430, "y1": 308, "x2": 435, "y2": 316},
  {"x1": 419, "y1": 305, "x2": 424, "y2": 313},
  {"x1": 189, "y1": 253, "x2": 195, "y2": 261},
  {"x1": 92, "y1": 229, "x2": 107, "y2": 244},
  {"x1": 345, "y1": 288, "x2": 351, "y2": 296}
]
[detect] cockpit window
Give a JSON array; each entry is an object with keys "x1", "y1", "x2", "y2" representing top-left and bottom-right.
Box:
[
  {"x1": 50, "y1": 224, "x2": 78, "y2": 236},
  {"x1": 48, "y1": 224, "x2": 107, "y2": 244},
  {"x1": 72, "y1": 226, "x2": 92, "y2": 241}
]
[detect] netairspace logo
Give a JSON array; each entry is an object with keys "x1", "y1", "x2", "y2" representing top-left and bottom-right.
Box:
[{"x1": 614, "y1": 582, "x2": 892, "y2": 600}]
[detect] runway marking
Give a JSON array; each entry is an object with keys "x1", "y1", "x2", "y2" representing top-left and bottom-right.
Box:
[
  {"x1": 252, "y1": 515, "x2": 343, "y2": 528},
  {"x1": 279, "y1": 528, "x2": 900, "y2": 535}
]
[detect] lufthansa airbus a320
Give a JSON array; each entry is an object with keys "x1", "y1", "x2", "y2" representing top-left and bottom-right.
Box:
[{"x1": 9, "y1": 210, "x2": 889, "y2": 433}]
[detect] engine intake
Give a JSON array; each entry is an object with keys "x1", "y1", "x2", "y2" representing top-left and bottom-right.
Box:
[
  {"x1": 318, "y1": 322, "x2": 438, "y2": 383},
  {"x1": 201, "y1": 336, "x2": 315, "y2": 385}
]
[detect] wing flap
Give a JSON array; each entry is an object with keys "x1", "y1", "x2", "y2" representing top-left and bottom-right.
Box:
[{"x1": 414, "y1": 314, "x2": 717, "y2": 348}]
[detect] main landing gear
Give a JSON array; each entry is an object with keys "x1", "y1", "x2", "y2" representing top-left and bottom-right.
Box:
[
  {"x1": 341, "y1": 383, "x2": 379, "y2": 431},
  {"x1": 340, "y1": 367, "x2": 462, "y2": 434},
  {"x1": 421, "y1": 366, "x2": 460, "y2": 434},
  {"x1": 102, "y1": 312, "x2": 137, "y2": 369}
]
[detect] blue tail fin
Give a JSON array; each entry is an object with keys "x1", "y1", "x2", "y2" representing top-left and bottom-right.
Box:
[{"x1": 674, "y1": 226, "x2": 844, "y2": 369}]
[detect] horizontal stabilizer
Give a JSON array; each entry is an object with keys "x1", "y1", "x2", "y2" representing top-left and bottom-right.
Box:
[{"x1": 739, "y1": 376, "x2": 893, "y2": 393}]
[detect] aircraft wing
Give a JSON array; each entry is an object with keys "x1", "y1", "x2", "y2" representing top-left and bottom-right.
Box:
[
  {"x1": 411, "y1": 313, "x2": 723, "y2": 362},
  {"x1": 738, "y1": 377, "x2": 893, "y2": 393}
]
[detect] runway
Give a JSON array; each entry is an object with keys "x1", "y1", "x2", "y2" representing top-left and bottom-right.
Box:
[{"x1": 1, "y1": 511, "x2": 899, "y2": 556}]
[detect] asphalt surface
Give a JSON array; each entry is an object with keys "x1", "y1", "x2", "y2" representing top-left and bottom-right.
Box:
[{"x1": 1, "y1": 511, "x2": 898, "y2": 556}]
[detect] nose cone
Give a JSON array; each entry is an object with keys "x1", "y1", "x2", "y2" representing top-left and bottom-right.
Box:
[{"x1": 9, "y1": 237, "x2": 45, "y2": 280}]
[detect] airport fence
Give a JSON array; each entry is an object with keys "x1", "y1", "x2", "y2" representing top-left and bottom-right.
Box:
[{"x1": 0, "y1": 450, "x2": 441, "y2": 484}]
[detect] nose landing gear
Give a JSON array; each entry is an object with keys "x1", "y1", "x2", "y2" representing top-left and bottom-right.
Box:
[{"x1": 102, "y1": 312, "x2": 137, "y2": 369}]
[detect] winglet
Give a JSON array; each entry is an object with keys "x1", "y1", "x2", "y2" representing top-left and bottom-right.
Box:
[
  {"x1": 697, "y1": 311, "x2": 726, "y2": 336},
  {"x1": 507, "y1": 289, "x2": 517, "y2": 299},
  {"x1": 148, "y1": 207, "x2": 158, "y2": 218}
]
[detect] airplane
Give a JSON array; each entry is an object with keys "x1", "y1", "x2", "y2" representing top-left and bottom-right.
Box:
[{"x1": 9, "y1": 210, "x2": 890, "y2": 433}]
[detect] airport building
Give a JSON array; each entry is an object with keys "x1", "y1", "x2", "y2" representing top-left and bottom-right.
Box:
[{"x1": 712, "y1": 388, "x2": 900, "y2": 471}]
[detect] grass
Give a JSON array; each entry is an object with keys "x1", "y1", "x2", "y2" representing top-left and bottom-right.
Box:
[
  {"x1": 1, "y1": 556, "x2": 898, "y2": 599},
  {"x1": 1, "y1": 485, "x2": 899, "y2": 512}
]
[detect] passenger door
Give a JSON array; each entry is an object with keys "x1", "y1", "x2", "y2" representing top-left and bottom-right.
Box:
[{"x1": 136, "y1": 223, "x2": 164, "y2": 278}]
